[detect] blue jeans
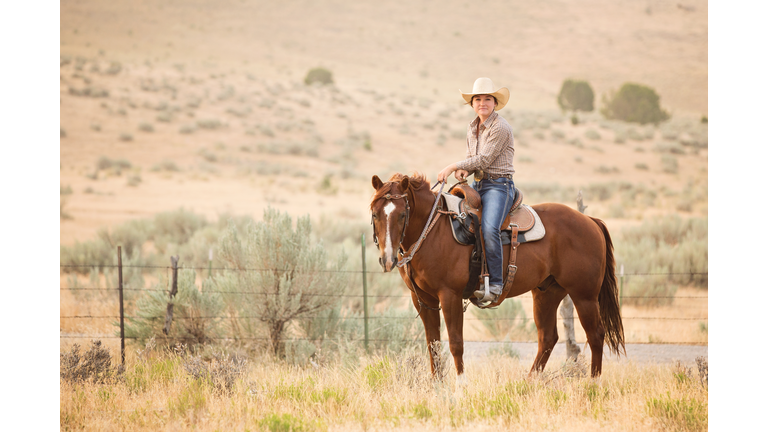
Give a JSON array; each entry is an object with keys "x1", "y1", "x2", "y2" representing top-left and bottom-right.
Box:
[{"x1": 475, "y1": 177, "x2": 515, "y2": 288}]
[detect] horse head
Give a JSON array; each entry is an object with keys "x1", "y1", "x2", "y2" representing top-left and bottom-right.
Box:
[{"x1": 370, "y1": 174, "x2": 413, "y2": 272}]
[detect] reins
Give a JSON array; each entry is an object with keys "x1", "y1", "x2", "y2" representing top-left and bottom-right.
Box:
[
  {"x1": 397, "y1": 181, "x2": 445, "y2": 268},
  {"x1": 371, "y1": 179, "x2": 447, "y2": 316}
]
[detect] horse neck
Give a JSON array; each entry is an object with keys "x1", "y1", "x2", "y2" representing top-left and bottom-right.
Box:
[{"x1": 401, "y1": 187, "x2": 437, "y2": 250}]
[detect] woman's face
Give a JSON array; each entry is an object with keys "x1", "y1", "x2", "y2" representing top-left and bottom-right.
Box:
[{"x1": 472, "y1": 94, "x2": 497, "y2": 118}]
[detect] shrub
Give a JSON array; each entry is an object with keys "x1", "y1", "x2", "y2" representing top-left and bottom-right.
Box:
[
  {"x1": 584, "y1": 129, "x2": 601, "y2": 140},
  {"x1": 138, "y1": 122, "x2": 154, "y2": 132},
  {"x1": 152, "y1": 208, "x2": 209, "y2": 247},
  {"x1": 183, "y1": 351, "x2": 247, "y2": 393},
  {"x1": 557, "y1": 79, "x2": 595, "y2": 112},
  {"x1": 474, "y1": 298, "x2": 532, "y2": 340},
  {"x1": 68, "y1": 86, "x2": 109, "y2": 98},
  {"x1": 661, "y1": 155, "x2": 679, "y2": 174},
  {"x1": 127, "y1": 173, "x2": 142, "y2": 187},
  {"x1": 615, "y1": 215, "x2": 708, "y2": 294},
  {"x1": 124, "y1": 269, "x2": 225, "y2": 346},
  {"x1": 60, "y1": 340, "x2": 118, "y2": 383},
  {"x1": 214, "y1": 208, "x2": 349, "y2": 357},
  {"x1": 96, "y1": 156, "x2": 132, "y2": 171},
  {"x1": 601, "y1": 83, "x2": 670, "y2": 124},
  {"x1": 304, "y1": 67, "x2": 334, "y2": 86},
  {"x1": 151, "y1": 160, "x2": 181, "y2": 172},
  {"x1": 196, "y1": 119, "x2": 223, "y2": 129}
]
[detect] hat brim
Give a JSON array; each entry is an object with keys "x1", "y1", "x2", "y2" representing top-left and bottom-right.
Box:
[{"x1": 460, "y1": 87, "x2": 510, "y2": 110}]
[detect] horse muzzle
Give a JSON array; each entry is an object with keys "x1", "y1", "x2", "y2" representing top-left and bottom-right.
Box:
[{"x1": 379, "y1": 255, "x2": 398, "y2": 272}]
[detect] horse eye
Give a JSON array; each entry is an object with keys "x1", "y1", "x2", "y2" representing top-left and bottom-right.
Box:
[{"x1": 398, "y1": 213, "x2": 405, "y2": 221}]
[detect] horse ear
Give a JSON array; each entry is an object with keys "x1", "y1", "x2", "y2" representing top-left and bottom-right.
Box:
[
  {"x1": 372, "y1": 175, "x2": 384, "y2": 190},
  {"x1": 400, "y1": 176, "x2": 410, "y2": 193}
]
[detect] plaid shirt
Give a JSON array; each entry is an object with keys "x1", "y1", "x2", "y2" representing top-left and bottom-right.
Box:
[{"x1": 454, "y1": 111, "x2": 515, "y2": 177}]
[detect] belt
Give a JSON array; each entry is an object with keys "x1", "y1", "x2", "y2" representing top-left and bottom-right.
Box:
[{"x1": 474, "y1": 171, "x2": 513, "y2": 181}]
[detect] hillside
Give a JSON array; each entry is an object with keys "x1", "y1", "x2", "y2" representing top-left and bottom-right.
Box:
[{"x1": 60, "y1": 0, "x2": 708, "y2": 245}]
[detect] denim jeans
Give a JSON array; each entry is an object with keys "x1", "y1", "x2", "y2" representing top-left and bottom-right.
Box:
[{"x1": 474, "y1": 177, "x2": 516, "y2": 289}]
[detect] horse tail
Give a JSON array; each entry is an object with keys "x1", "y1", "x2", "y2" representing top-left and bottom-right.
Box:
[{"x1": 592, "y1": 217, "x2": 626, "y2": 356}]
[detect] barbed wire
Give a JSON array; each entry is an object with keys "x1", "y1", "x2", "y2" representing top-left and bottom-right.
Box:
[
  {"x1": 60, "y1": 314, "x2": 708, "y2": 321},
  {"x1": 58, "y1": 334, "x2": 706, "y2": 346},
  {"x1": 60, "y1": 264, "x2": 708, "y2": 277},
  {"x1": 59, "y1": 287, "x2": 709, "y2": 300}
]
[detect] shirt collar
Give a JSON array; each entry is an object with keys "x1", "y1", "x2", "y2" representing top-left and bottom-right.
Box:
[{"x1": 471, "y1": 111, "x2": 498, "y2": 130}]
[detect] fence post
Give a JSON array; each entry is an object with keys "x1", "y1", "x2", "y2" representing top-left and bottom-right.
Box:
[
  {"x1": 619, "y1": 264, "x2": 624, "y2": 310},
  {"x1": 361, "y1": 233, "x2": 369, "y2": 352},
  {"x1": 163, "y1": 255, "x2": 180, "y2": 335},
  {"x1": 208, "y1": 248, "x2": 213, "y2": 279},
  {"x1": 559, "y1": 191, "x2": 588, "y2": 361},
  {"x1": 118, "y1": 246, "x2": 125, "y2": 367}
]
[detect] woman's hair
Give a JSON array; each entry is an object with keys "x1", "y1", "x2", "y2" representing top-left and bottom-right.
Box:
[{"x1": 467, "y1": 94, "x2": 498, "y2": 107}]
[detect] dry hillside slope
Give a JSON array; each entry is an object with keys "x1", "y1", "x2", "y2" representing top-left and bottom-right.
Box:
[{"x1": 60, "y1": 0, "x2": 707, "y2": 245}]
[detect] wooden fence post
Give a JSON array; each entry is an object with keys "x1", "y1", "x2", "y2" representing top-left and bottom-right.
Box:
[
  {"x1": 619, "y1": 264, "x2": 625, "y2": 310},
  {"x1": 361, "y1": 234, "x2": 370, "y2": 352},
  {"x1": 208, "y1": 248, "x2": 213, "y2": 280},
  {"x1": 118, "y1": 246, "x2": 125, "y2": 367},
  {"x1": 163, "y1": 255, "x2": 180, "y2": 335},
  {"x1": 559, "y1": 191, "x2": 586, "y2": 361}
]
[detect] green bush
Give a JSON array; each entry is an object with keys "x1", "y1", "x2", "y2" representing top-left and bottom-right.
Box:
[
  {"x1": 615, "y1": 215, "x2": 707, "y2": 300},
  {"x1": 557, "y1": 79, "x2": 595, "y2": 112},
  {"x1": 123, "y1": 269, "x2": 224, "y2": 346},
  {"x1": 213, "y1": 208, "x2": 349, "y2": 357},
  {"x1": 304, "y1": 67, "x2": 334, "y2": 86},
  {"x1": 661, "y1": 155, "x2": 679, "y2": 174},
  {"x1": 601, "y1": 83, "x2": 670, "y2": 125},
  {"x1": 473, "y1": 298, "x2": 532, "y2": 340}
]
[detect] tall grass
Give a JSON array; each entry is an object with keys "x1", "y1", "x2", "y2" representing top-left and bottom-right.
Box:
[{"x1": 60, "y1": 346, "x2": 708, "y2": 431}]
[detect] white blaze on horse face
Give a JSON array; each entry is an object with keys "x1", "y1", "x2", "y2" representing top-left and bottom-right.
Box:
[{"x1": 383, "y1": 202, "x2": 396, "y2": 263}]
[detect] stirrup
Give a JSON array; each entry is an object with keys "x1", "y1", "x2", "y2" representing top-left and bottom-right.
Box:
[{"x1": 473, "y1": 277, "x2": 499, "y2": 306}]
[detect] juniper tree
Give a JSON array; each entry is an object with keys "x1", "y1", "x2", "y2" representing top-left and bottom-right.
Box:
[{"x1": 215, "y1": 208, "x2": 348, "y2": 357}]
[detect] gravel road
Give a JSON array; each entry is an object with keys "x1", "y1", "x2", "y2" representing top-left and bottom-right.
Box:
[{"x1": 464, "y1": 342, "x2": 707, "y2": 366}]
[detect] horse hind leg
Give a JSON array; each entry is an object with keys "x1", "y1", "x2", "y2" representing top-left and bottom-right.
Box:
[
  {"x1": 529, "y1": 284, "x2": 567, "y2": 376},
  {"x1": 570, "y1": 296, "x2": 606, "y2": 377}
]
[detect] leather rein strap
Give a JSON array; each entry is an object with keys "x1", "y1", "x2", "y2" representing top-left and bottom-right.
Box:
[{"x1": 397, "y1": 181, "x2": 445, "y2": 268}]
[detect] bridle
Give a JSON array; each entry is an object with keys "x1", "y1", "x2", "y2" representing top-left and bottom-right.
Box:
[
  {"x1": 371, "y1": 192, "x2": 410, "y2": 252},
  {"x1": 371, "y1": 181, "x2": 445, "y2": 268}
]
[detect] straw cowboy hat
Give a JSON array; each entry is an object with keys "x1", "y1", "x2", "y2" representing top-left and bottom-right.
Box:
[{"x1": 460, "y1": 77, "x2": 510, "y2": 110}]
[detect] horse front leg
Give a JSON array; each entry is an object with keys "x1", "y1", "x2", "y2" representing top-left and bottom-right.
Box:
[
  {"x1": 410, "y1": 291, "x2": 442, "y2": 376},
  {"x1": 437, "y1": 290, "x2": 465, "y2": 377}
]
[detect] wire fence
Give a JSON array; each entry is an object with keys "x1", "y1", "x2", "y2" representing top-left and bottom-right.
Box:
[{"x1": 60, "y1": 256, "x2": 709, "y2": 357}]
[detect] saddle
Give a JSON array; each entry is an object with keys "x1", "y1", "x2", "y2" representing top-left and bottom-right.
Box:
[
  {"x1": 439, "y1": 182, "x2": 546, "y2": 307},
  {"x1": 443, "y1": 183, "x2": 544, "y2": 246}
]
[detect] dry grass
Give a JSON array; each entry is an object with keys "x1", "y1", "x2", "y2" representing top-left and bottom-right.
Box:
[{"x1": 60, "y1": 345, "x2": 708, "y2": 431}]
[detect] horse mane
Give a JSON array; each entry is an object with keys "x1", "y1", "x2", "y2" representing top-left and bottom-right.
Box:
[{"x1": 370, "y1": 172, "x2": 430, "y2": 210}]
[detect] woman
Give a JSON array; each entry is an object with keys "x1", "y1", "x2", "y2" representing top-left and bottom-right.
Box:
[{"x1": 437, "y1": 77, "x2": 516, "y2": 305}]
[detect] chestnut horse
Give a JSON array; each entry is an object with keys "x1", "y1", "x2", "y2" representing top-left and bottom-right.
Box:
[{"x1": 370, "y1": 173, "x2": 624, "y2": 378}]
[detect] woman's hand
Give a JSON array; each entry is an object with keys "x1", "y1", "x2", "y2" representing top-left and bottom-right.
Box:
[{"x1": 437, "y1": 164, "x2": 457, "y2": 183}]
